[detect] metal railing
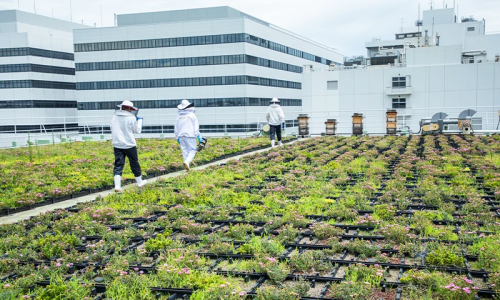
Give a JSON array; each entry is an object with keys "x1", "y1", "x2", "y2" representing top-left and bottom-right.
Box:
[{"x1": 1, "y1": 106, "x2": 499, "y2": 148}]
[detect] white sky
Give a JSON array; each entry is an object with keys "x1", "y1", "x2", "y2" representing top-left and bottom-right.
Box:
[{"x1": 1, "y1": 0, "x2": 499, "y2": 56}]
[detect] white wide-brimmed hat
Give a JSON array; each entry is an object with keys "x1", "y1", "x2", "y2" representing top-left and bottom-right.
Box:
[
  {"x1": 270, "y1": 97, "x2": 280, "y2": 103},
  {"x1": 117, "y1": 100, "x2": 138, "y2": 110},
  {"x1": 177, "y1": 99, "x2": 193, "y2": 110}
]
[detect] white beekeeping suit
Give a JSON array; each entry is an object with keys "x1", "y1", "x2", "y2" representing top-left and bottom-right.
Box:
[
  {"x1": 175, "y1": 99, "x2": 203, "y2": 171},
  {"x1": 266, "y1": 98, "x2": 285, "y2": 147}
]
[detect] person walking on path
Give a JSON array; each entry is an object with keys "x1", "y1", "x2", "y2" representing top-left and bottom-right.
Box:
[
  {"x1": 111, "y1": 100, "x2": 147, "y2": 193},
  {"x1": 266, "y1": 98, "x2": 285, "y2": 147},
  {"x1": 175, "y1": 99, "x2": 203, "y2": 172}
]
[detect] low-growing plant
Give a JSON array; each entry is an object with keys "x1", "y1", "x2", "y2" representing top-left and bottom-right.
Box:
[
  {"x1": 310, "y1": 222, "x2": 343, "y2": 240},
  {"x1": 373, "y1": 204, "x2": 396, "y2": 221},
  {"x1": 277, "y1": 224, "x2": 300, "y2": 243},
  {"x1": 226, "y1": 223, "x2": 254, "y2": 240},
  {"x1": 289, "y1": 250, "x2": 334, "y2": 273},
  {"x1": 347, "y1": 239, "x2": 379, "y2": 258},
  {"x1": 144, "y1": 231, "x2": 174, "y2": 252},
  {"x1": 256, "y1": 285, "x2": 301, "y2": 300},
  {"x1": 426, "y1": 246, "x2": 464, "y2": 267},
  {"x1": 209, "y1": 241, "x2": 235, "y2": 254}
]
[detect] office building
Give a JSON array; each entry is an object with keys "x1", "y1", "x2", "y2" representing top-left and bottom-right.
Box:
[
  {"x1": 0, "y1": 10, "x2": 88, "y2": 145},
  {"x1": 74, "y1": 6, "x2": 343, "y2": 134}
]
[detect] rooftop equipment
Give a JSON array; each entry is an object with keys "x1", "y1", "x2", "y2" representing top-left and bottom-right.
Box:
[
  {"x1": 325, "y1": 119, "x2": 337, "y2": 136},
  {"x1": 352, "y1": 113, "x2": 363, "y2": 136},
  {"x1": 298, "y1": 114, "x2": 309, "y2": 137},
  {"x1": 386, "y1": 110, "x2": 398, "y2": 135}
]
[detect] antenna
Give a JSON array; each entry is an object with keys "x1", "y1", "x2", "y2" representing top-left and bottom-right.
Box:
[
  {"x1": 100, "y1": 4, "x2": 103, "y2": 27},
  {"x1": 33, "y1": 0, "x2": 36, "y2": 14},
  {"x1": 400, "y1": 18, "x2": 404, "y2": 33},
  {"x1": 69, "y1": 0, "x2": 73, "y2": 22},
  {"x1": 417, "y1": 4, "x2": 422, "y2": 47},
  {"x1": 429, "y1": 0, "x2": 434, "y2": 9},
  {"x1": 17, "y1": 0, "x2": 20, "y2": 9}
]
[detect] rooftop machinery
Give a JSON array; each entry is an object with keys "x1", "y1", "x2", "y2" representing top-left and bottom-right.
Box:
[{"x1": 420, "y1": 109, "x2": 500, "y2": 135}]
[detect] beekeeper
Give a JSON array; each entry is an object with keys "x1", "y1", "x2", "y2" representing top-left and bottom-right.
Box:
[
  {"x1": 110, "y1": 100, "x2": 147, "y2": 192},
  {"x1": 266, "y1": 98, "x2": 285, "y2": 147},
  {"x1": 175, "y1": 99, "x2": 203, "y2": 171}
]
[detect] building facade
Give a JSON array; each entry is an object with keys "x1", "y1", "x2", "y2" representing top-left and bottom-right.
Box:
[
  {"x1": 0, "y1": 10, "x2": 88, "y2": 145},
  {"x1": 73, "y1": 6, "x2": 343, "y2": 134},
  {"x1": 302, "y1": 7, "x2": 500, "y2": 135}
]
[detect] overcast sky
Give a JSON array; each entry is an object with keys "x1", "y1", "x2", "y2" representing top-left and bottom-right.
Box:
[{"x1": 1, "y1": 0, "x2": 499, "y2": 56}]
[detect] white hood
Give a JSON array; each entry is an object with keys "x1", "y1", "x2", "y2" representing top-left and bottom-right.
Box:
[
  {"x1": 266, "y1": 104, "x2": 285, "y2": 126},
  {"x1": 110, "y1": 110, "x2": 141, "y2": 149},
  {"x1": 175, "y1": 108, "x2": 200, "y2": 138}
]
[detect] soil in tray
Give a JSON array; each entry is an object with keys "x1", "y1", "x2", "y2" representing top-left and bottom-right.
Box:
[
  {"x1": 307, "y1": 282, "x2": 327, "y2": 297},
  {"x1": 335, "y1": 266, "x2": 348, "y2": 278},
  {"x1": 281, "y1": 281, "x2": 327, "y2": 298},
  {"x1": 328, "y1": 253, "x2": 355, "y2": 261},
  {"x1": 367, "y1": 288, "x2": 397, "y2": 300},
  {"x1": 472, "y1": 277, "x2": 489, "y2": 290},
  {"x1": 403, "y1": 257, "x2": 422, "y2": 266},
  {"x1": 297, "y1": 237, "x2": 319, "y2": 245},
  {"x1": 384, "y1": 269, "x2": 400, "y2": 283},
  {"x1": 234, "y1": 278, "x2": 259, "y2": 292}
]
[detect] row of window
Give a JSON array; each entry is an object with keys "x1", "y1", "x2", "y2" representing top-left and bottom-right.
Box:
[
  {"x1": 0, "y1": 80, "x2": 76, "y2": 90},
  {"x1": 76, "y1": 54, "x2": 302, "y2": 73},
  {"x1": 0, "y1": 47, "x2": 74, "y2": 60},
  {"x1": 78, "y1": 98, "x2": 301, "y2": 110},
  {"x1": 0, "y1": 100, "x2": 77, "y2": 109},
  {"x1": 0, "y1": 123, "x2": 79, "y2": 133},
  {"x1": 76, "y1": 76, "x2": 301, "y2": 91},
  {"x1": 73, "y1": 33, "x2": 338, "y2": 66},
  {"x1": 0, "y1": 64, "x2": 75, "y2": 75}
]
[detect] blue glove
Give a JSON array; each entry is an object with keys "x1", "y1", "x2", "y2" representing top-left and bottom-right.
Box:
[
  {"x1": 282, "y1": 123, "x2": 286, "y2": 130},
  {"x1": 197, "y1": 135, "x2": 203, "y2": 143},
  {"x1": 177, "y1": 138, "x2": 180, "y2": 144},
  {"x1": 136, "y1": 117, "x2": 143, "y2": 121}
]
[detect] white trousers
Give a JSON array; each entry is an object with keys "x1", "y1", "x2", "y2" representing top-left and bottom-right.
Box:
[{"x1": 179, "y1": 137, "x2": 197, "y2": 165}]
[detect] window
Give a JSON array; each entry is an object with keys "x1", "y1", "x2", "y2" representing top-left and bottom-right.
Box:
[
  {"x1": 78, "y1": 98, "x2": 302, "y2": 110},
  {"x1": 77, "y1": 76, "x2": 301, "y2": 91},
  {"x1": 75, "y1": 55, "x2": 302, "y2": 74},
  {"x1": 327, "y1": 81, "x2": 338, "y2": 90},
  {"x1": 73, "y1": 33, "x2": 339, "y2": 65},
  {"x1": 0, "y1": 100, "x2": 76, "y2": 108},
  {"x1": 467, "y1": 27, "x2": 475, "y2": 32},
  {"x1": 0, "y1": 47, "x2": 73, "y2": 60},
  {"x1": 392, "y1": 77, "x2": 406, "y2": 88},
  {"x1": 392, "y1": 98, "x2": 406, "y2": 109}
]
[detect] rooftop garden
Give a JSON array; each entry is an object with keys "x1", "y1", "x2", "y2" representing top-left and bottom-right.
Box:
[{"x1": 1, "y1": 135, "x2": 500, "y2": 299}]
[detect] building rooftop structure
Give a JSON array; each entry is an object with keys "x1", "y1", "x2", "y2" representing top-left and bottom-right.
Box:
[{"x1": 0, "y1": 10, "x2": 87, "y2": 32}]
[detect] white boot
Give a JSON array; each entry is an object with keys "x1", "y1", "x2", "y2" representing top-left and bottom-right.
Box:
[
  {"x1": 135, "y1": 176, "x2": 147, "y2": 188},
  {"x1": 185, "y1": 151, "x2": 196, "y2": 166},
  {"x1": 278, "y1": 141, "x2": 283, "y2": 146},
  {"x1": 114, "y1": 175, "x2": 122, "y2": 193},
  {"x1": 271, "y1": 140, "x2": 275, "y2": 147},
  {"x1": 183, "y1": 162, "x2": 190, "y2": 172}
]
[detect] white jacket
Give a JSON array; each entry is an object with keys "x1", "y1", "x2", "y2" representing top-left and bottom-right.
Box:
[
  {"x1": 175, "y1": 108, "x2": 200, "y2": 139},
  {"x1": 266, "y1": 104, "x2": 285, "y2": 126},
  {"x1": 110, "y1": 110, "x2": 141, "y2": 149}
]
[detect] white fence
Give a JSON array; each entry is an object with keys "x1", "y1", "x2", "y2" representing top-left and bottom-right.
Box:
[{"x1": 1, "y1": 106, "x2": 499, "y2": 148}]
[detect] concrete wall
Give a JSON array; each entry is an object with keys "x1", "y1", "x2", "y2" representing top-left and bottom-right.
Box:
[{"x1": 302, "y1": 62, "x2": 500, "y2": 135}]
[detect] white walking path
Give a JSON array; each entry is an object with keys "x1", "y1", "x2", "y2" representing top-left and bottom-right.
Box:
[{"x1": 0, "y1": 140, "x2": 301, "y2": 225}]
